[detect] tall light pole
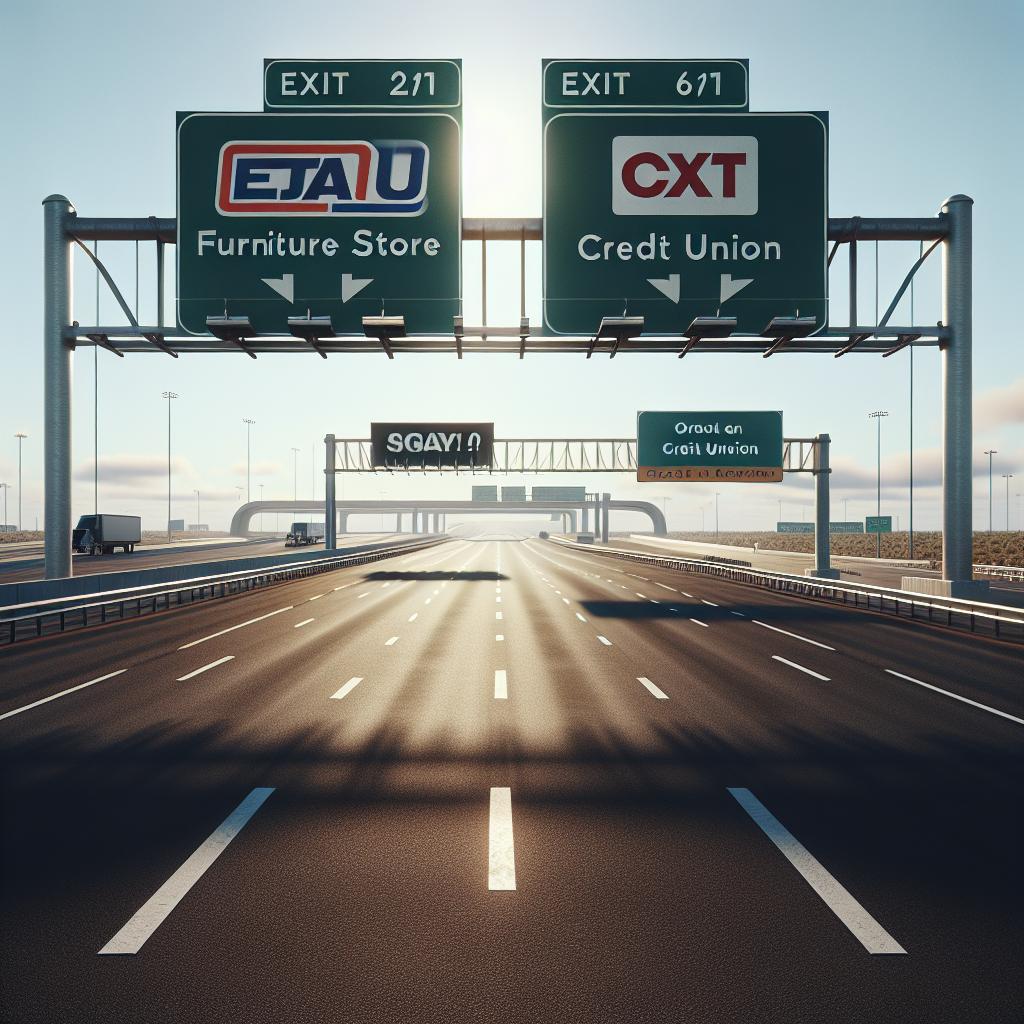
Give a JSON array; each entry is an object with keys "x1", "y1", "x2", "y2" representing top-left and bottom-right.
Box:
[
  {"x1": 983, "y1": 450, "x2": 997, "y2": 532},
  {"x1": 14, "y1": 432, "x2": 27, "y2": 531},
  {"x1": 161, "y1": 394, "x2": 177, "y2": 541},
  {"x1": 194, "y1": 489, "x2": 200, "y2": 531},
  {"x1": 1002, "y1": 475, "x2": 1014, "y2": 531},
  {"x1": 291, "y1": 447, "x2": 300, "y2": 503},
  {"x1": 1, "y1": 481, "x2": 9, "y2": 529},
  {"x1": 868, "y1": 411, "x2": 888, "y2": 557},
  {"x1": 242, "y1": 418, "x2": 256, "y2": 503}
]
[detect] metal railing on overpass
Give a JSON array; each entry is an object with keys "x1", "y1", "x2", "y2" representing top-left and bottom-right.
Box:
[
  {"x1": 548, "y1": 537, "x2": 1024, "y2": 642},
  {"x1": 0, "y1": 536, "x2": 444, "y2": 647}
]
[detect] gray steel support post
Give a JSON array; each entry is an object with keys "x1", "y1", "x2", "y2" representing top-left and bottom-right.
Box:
[
  {"x1": 396, "y1": 512, "x2": 402, "y2": 532},
  {"x1": 809, "y1": 434, "x2": 839, "y2": 580},
  {"x1": 582, "y1": 504, "x2": 589, "y2": 532},
  {"x1": 324, "y1": 434, "x2": 337, "y2": 550},
  {"x1": 601, "y1": 493, "x2": 611, "y2": 544},
  {"x1": 941, "y1": 196, "x2": 977, "y2": 589},
  {"x1": 43, "y1": 196, "x2": 74, "y2": 579},
  {"x1": 338, "y1": 512, "x2": 348, "y2": 534}
]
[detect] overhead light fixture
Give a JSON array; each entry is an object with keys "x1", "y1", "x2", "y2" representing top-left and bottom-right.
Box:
[
  {"x1": 205, "y1": 315, "x2": 257, "y2": 359},
  {"x1": 760, "y1": 315, "x2": 817, "y2": 358},
  {"x1": 678, "y1": 316, "x2": 736, "y2": 358},
  {"x1": 362, "y1": 315, "x2": 405, "y2": 359},
  {"x1": 591, "y1": 315, "x2": 644, "y2": 358},
  {"x1": 287, "y1": 315, "x2": 335, "y2": 359}
]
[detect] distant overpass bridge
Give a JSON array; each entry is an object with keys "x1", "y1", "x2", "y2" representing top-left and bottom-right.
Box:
[{"x1": 229, "y1": 498, "x2": 666, "y2": 541}]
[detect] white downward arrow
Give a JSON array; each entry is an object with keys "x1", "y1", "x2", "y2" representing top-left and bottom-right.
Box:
[
  {"x1": 341, "y1": 273, "x2": 374, "y2": 303},
  {"x1": 720, "y1": 273, "x2": 753, "y2": 304},
  {"x1": 261, "y1": 273, "x2": 294, "y2": 303},
  {"x1": 647, "y1": 274, "x2": 680, "y2": 304}
]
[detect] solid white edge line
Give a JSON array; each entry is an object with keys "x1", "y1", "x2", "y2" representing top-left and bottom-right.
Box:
[
  {"x1": 331, "y1": 677, "x2": 363, "y2": 700},
  {"x1": 176, "y1": 656, "x2": 234, "y2": 681},
  {"x1": 638, "y1": 676, "x2": 669, "y2": 699},
  {"x1": 727, "y1": 787, "x2": 906, "y2": 955},
  {"x1": 884, "y1": 669, "x2": 1024, "y2": 726},
  {"x1": 494, "y1": 669, "x2": 508, "y2": 700},
  {"x1": 753, "y1": 620, "x2": 836, "y2": 651},
  {"x1": 178, "y1": 607, "x2": 293, "y2": 650},
  {"x1": 98, "y1": 787, "x2": 275, "y2": 955},
  {"x1": 0, "y1": 669, "x2": 128, "y2": 722},
  {"x1": 772, "y1": 655, "x2": 830, "y2": 681},
  {"x1": 488, "y1": 787, "x2": 516, "y2": 891}
]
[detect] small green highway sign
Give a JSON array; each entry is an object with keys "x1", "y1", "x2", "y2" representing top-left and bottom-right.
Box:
[
  {"x1": 637, "y1": 411, "x2": 783, "y2": 482},
  {"x1": 544, "y1": 60, "x2": 749, "y2": 111},
  {"x1": 176, "y1": 110, "x2": 461, "y2": 336},
  {"x1": 865, "y1": 515, "x2": 893, "y2": 534},
  {"x1": 777, "y1": 522, "x2": 814, "y2": 534},
  {"x1": 543, "y1": 59, "x2": 827, "y2": 337},
  {"x1": 829, "y1": 521, "x2": 865, "y2": 533},
  {"x1": 264, "y1": 59, "x2": 461, "y2": 110}
]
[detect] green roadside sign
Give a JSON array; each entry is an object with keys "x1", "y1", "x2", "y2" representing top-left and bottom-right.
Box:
[
  {"x1": 865, "y1": 516, "x2": 893, "y2": 533},
  {"x1": 777, "y1": 522, "x2": 814, "y2": 534},
  {"x1": 264, "y1": 59, "x2": 461, "y2": 111},
  {"x1": 637, "y1": 410, "x2": 783, "y2": 482},
  {"x1": 542, "y1": 59, "x2": 827, "y2": 336},
  {"x1": 830, "y1": 521, "x2": 864, "y2": 533}
]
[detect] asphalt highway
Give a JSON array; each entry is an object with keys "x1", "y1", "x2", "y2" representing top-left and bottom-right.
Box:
[{"x1": 1, "y1": 537, "x2": 1021, "y2": 1023}]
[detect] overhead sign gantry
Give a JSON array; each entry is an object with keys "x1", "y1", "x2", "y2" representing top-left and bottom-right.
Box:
[
  {"x1": 177, "y1": 59, "x2": 462, "y2": 338},
  {"x1": 542, "y1": 59, "x2": 827, "y2": 337}
]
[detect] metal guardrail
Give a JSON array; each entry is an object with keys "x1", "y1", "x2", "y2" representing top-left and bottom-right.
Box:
[
  {"x1": 0, "y1": 537, "x2": 444, "y2": 646},
  {"x1": 973, "y1": 563, "x2": 1024, "y2": 581},
  {"x1": 550, "y1": 538, "x2": 1024, "y2": 642}
]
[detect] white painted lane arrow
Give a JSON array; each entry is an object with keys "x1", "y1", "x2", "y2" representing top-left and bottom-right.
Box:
[
  {"x1": 720, "y1": 273, "x2": 753, "y2": 304},
  {"x1": 647, "y1": 274, "x2": 680, "y2": 304},
  {"x1": 261, "y1": 273, "x2": 294, "y2": 303},
  {"x1": 342, "y1": 273, "x2": 374, "y2": 303}
]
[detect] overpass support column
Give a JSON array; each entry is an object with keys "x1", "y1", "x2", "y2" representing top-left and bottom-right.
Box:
[
  {"x1": 808, "y1": 434, "x2": 839, "y2": 580},
  {"x1": 569, "y1": 510, "x2": 577, "y2": 533},
  {"x1": 324, "y1": 434, "x2": 337, "y2": 551},
  {"x1": 601, "y1": 493, "x2": 610, "y2": 544},
  {"x1": 338, "y1": 512, "x2": 348, "y2": 534},
  {"x1": 43, "y1": 196, "x2": 74, "y2": 579},
  {"x1": 582, "y1": 504, "x2": 589, "y2": 532}
]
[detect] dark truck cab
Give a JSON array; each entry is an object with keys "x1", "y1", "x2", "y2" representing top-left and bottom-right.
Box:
[{"x1": 72, "y1": 514, "x2": 141, "y2": 555}]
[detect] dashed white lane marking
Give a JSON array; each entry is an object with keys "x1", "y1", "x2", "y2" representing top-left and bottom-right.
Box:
[
  {"x1": 357, "y1": 592, "x2": 370, "y2": 599},
  {"x1": 655, "y1": 582, "x2": 676, "y2": 592},
  {"x1": 496, "y1": 634, "x2": 504, "y2": 641},
  {"x1": 488, "y1": 787, "x2": 516, "y2": 891},
  {"x1": 727, "y1": 788, "x2": 906, "y2": 955},
  {"x1": 385, "y1": 636, "x2": 399, "y2": 646},
  {"x1": 638, "y1": 676, "x2": 669, "y2": 699},
  {"x1": 772, "y1": 655, "x2": 830, "y2": 681},
  {"x1": 496, "y1": 597, "x2": 502, "y2": 603},
  {"x1": 178, "y1": 607, "x2": 294, "y2": 650},
  {"x1": 331, "y1": 677, "x2": 363, "y2": 700},
  {"x1": 425, "y1": 598, "x2": 432, "y2": 605},
  {"x1": 334, "y1": 584, "x2": 354, "y2": 592},
  {"x1": 308, "y1": 594, "x2": 323, "y2": 602},
  {"x1": 575, "y1": 612, "x2": 587, "y2": 622},
  {"x1": 0, "y1": 670, "x2": 127, "y2": 722},
  {"x1": 635, "y1": 592, "x2": 647, "y2": 598},
  {"x1": 176, "y1": 656, "x2": 234, "y2": 681},
  {"x1": 382, "y1": 582, "x2": 391, "y2": 588},
  {"x1": 701, "y1": 599, "x2": 719, "y2": 607},
  {"x1": 689, "y1": 618, "x2": 709, "y2": 628},
  {"x1": 884, "y1": 669, "x2": 1024, "y2": 726},
  {"x1": 293, "y1": 618, "x2": 315, "y2": 629},
  {"x1": 496, "y1": 611, "x2": 503, "y2": 620},
  {"x1": 562, "y1": 597, "x2": 570, "y2": 605},
  {"x1": 597, "y1": 635, "x2": 613, "y2": 646},
  {"x1": 494, "y1": 670, "x2": 508, "y2": 700},
  {"x1": 681, "y1": 591, "x2": 693, "y2": 598},
  {"x1": 98, "y1": 788, "x2": 275, "y2": 956},
  {"x1": 731, "y1": 611, "x2": 746, "y2": 617},
  {"x1": 408, "y1": 613, "x2": 418, "y2": 622},
  {"x1": 753, "y1": 620, "x2": 836, "y2": 651}
]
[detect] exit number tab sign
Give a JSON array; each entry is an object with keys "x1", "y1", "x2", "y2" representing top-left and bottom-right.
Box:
[
  {"x1": 264, "y1": 59, "x2": 461, "y2": 110},
  {"x1": 544, "y1": 59, "x2": 749, "y2": 111}
]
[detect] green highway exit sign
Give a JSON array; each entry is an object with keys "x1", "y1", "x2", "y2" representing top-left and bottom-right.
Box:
[
  {"x1": 176, "y1": 108, "x2": 461, "y2": 336},
  {"x1": 637, "y1": 410, "x2": 783, "y2": 482},
  {"x1": 865, "y1": 516, "x2": 893, "y2": 533},
  {"x1": 264, "y1": 59, "x2": 461, "y2": 111},
  {"x1": 542, "y1": 60, "x2": 827, "y2": 337}
]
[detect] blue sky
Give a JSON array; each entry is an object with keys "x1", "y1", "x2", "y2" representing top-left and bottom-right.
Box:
[{"x1": 1, "y1": 0, "x2": 1022, "y2": 532}]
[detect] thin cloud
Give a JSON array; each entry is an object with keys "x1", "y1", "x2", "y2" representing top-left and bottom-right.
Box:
[
  {"x1": 976, "y1": 377, "x2": 1024, "y2": 432},
  {"x1": 74, "y1": 454, "x2": 195, "y2": 483}
]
